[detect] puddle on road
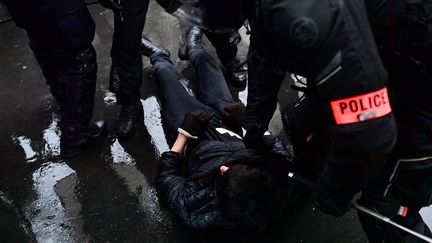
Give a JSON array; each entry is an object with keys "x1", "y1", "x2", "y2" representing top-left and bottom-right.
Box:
[
  {"x1": 142, "y1": 96, "x2": 169, "y2": 156},
  {"x1": 27, "y1": 162, "x2": 78, "y2": 243},
  {"x1": 108, "y1": 137, "x2": 172, "y2": 237},
  {"x1": 12, "y1": 135, "x2": 37, "y2": 162},
  {"x1": 42, "y1": 113, "x2": 61, "y2": 157},
  {"x1": 110, "y1": 138, "x2": 135, "y2": 165}
]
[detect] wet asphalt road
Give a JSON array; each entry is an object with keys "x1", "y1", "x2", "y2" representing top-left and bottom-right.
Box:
[{"x1": 0, "y1": 2, "x2": 370, "y2": 242}]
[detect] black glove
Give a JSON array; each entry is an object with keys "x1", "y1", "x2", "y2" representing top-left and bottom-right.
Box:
[
  {"x1": 222, "y1": 102, "x2": 245, "y2": 128},
  {"x1": 178, "y1": 110, "x2": 212, "y2": 139},
  {"x1": 244, "y1": 125, "x2": 275, "y2": 152},
  {"x1": 311, "y1": 180, "x2": 351, "y2": 217},
  {"x1": 99, "y1": 0, "x2": 123, "y2": 19}
]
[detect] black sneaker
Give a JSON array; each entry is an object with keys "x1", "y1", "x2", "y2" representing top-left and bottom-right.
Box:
[
  {"x1": 178, "y1": 26, "x2": 204, "y2": 61},
  {"x1": 60, "y1": 120, "x2": 107, "y2": 158},
  {"x1": 117, "y1": 103, "x2": 144, "y2": 139},
  {"x1": 141, "y1": 37, "x2": 170, "y2": 58}
]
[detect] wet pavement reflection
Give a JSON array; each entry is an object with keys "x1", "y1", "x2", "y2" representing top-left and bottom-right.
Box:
[{"x1": 0, "y1": 2, "x2": 371, "y2": 242}]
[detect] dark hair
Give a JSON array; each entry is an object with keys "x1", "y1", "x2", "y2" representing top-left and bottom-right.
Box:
[{"x1": 216, "y1": 164, "x2": 285, "y2": 232}]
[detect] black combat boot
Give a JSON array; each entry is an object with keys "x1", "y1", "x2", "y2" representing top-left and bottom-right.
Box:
[
  {"x1": 55, "y1": 46, "x2": 107, "y2": 157},
  {"x1": 178, "y1": 26, "x2": 205, "y2": 60},
  {"x1": 141, "y1": 37, "x2": 170, "y2": 58},
  {"x1": 61, "y1": 121, "x2": 107, "y2": 157},
  {"x1": 117, "y1": 102, "x2": 143, "y2": 139}
]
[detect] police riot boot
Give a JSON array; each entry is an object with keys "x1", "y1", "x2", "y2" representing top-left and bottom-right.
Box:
[
  {"x1": 178, "y1": 26, "x2": 204, "y2": 60},
  {"x1": 141, "y1": 37, "x2": 170, "y2": 58},
  {"x1": 61, "y1": 121, "x2": 107, "y2": 158},
  {"x1": 117, "y1": 102, "x2": 144, "y2": 139},
  {"x1": 223, "y1": 58, "x2": 247, "y2": 86},
  {"x1": 56, "y1": 46, "x2": 108, "y2": 157}
]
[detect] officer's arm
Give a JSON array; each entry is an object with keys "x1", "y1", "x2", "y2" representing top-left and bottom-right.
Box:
[{"x1": 244, "y1": 37, "x2": 286, "y2": 148}]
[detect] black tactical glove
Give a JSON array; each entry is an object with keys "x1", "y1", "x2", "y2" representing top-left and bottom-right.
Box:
[
  {"x1": 178, "y1": 110, "x2": 212, "y2": 139},
  {"x1": 99, "y1": 0, "x2": 123, "y2": 20},
  {"x1": 222, "y1": 102, "x2": 245, "y2": 128},
  {"x1": 244, "y1": 125, "x2": 276, "y2": 152}
]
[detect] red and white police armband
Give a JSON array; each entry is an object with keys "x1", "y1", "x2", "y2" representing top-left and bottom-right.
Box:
[{"x1": 330, "y1": 87, "x2": 392, "y2": 125}]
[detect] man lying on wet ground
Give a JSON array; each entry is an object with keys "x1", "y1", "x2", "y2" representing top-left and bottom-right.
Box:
[{"x1": 140, "y1": 26, "x2": 293, "y2": 231}]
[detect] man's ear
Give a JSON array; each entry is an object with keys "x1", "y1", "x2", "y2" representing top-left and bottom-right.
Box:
[{"x1": 220, "y1": 165, "x2": 230, "y2": 175}]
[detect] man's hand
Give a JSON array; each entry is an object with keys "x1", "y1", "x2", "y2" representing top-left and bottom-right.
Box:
[
  {"x1": 222, "y1": 102, "x2": 245, "y2": 128},
  {"x1": 178, "y1": 110, "x2": 212, "y2": 139},
  {"x1": 99, "y1": 0, "x2": 123, "y2": 20}
]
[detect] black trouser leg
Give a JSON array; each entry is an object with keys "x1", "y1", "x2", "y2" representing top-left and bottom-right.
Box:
[
  {"x1": 109, "y1": 0, "x2": 150, "y2": 105},
  {"x1": 26, "y1": 29, "x2": 60, "y2": 101},
  {"x1": 189, "y1": 48, "x2": 234, "y2": 113},
  {"x1": 5, "y1": 0, "x2": 97, "y2": 126},
  {"x1": 151, "y1": 54, "x2": 209, "y2": 133}
]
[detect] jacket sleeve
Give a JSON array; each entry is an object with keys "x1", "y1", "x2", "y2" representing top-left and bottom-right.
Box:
[
  {"x1": 156, "y1": 151, "x2": 191, "y2": 223},
  {"x1": 244, "y1": 35, "x2": 287, "y2": 132}
]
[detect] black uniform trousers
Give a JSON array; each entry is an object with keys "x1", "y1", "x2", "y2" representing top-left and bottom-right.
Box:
[
  {"x1": 109, "y1": 0, "x2": 150, "y2": 105},
  {"x1": 3, "y1": 0, "x2": 97, "y2": 125},
  {"x1": 357, "y1": 0, "x2": 432, "y2": 241}
]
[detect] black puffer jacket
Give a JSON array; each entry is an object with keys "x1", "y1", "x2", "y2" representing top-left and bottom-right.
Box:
[{"x1": 156, "y1": 136, "x2": 293, "y2": 230}]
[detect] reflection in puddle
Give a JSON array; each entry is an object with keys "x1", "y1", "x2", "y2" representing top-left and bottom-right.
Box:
[
  {"x1": 12, "y1": 135, "x2": 37, "y2": 162},
  {"x1": 108, "y1": 138, "x2": 172, "y2": 237},
  {"x1": 420, "y1": 205, "x2": 432, "y2": 231},
  {"x1": 27, "y1": 162, "x2": 77, "y2": 243},
  {"x1": 43, "y1": 114, "x2": 61, "y2": 157},
  {"x1": 103, "y1": 91, "x2": 117, "y2": 107},
  {"x1": 111, "y1": 164, "x2": 171, "y2": 235},
  {"x1": 110, "y1": 138, "x2": 135, "y2": 165},
  {"x1": 142, "y1": 97, "x2": 169, "y2": 156}
]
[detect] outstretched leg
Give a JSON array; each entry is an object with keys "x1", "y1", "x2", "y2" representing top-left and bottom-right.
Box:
[
  {"x1": 148, "y1": 51, "x2": 209, "y2": 133},
  {"x1": 182, "y1": 27, "x2": 235, "y2": 114}
]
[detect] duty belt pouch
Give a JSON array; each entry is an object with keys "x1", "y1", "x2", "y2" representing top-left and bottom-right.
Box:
[{"x1": 383, "y1": 156, "x2": 432, "y2": 208}]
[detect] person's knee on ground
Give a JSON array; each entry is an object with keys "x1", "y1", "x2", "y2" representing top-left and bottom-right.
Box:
[{"x1": 216, "y1": 164, "x2": 285, "y2": 232}]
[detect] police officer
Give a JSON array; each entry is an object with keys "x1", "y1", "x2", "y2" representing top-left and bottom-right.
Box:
[
  {"x1": 280, "y1": 1, "x2": 432, "y2": 241},
  {"x1": 357, "y1": 0, "x2": 432, "y2": 241},
  {"x1": 2, "y1": 0, "x2": 107, "y2": 157},
  {"x1": 99, "y1": 0, "x2": 150, "y2": 139},
  {"x1": 154, "y1": 0, "x2": 397, "y2": 219}
]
